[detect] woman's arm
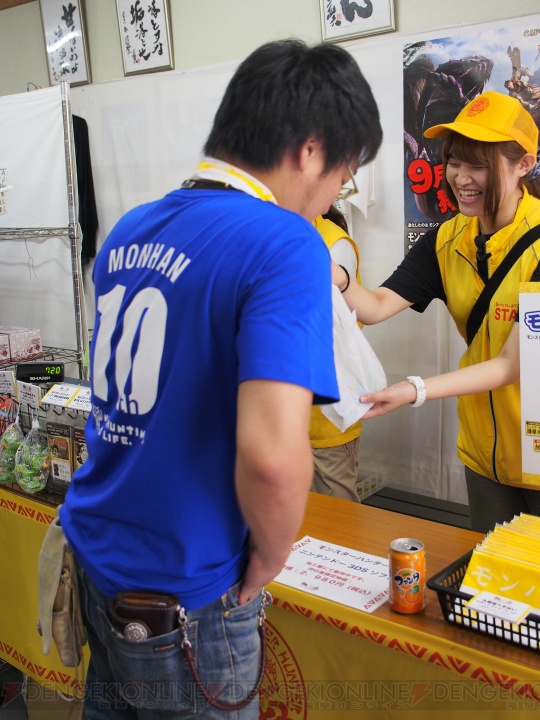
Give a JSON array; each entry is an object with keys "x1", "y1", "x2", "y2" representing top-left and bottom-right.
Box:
[
  {"x1": 329, "y1": 238, "x2": 357, "y2": 278},
  {"x1": 360, "y1": 322, "x2": 520, "y2": 418},
  {"x1": 332, "y1": 260, "x2": 411, "y2": 324}
]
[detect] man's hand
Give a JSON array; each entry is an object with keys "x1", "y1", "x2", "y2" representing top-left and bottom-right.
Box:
[{"x1": 238, "y1": 544, "x2": 283, "y2": 605}]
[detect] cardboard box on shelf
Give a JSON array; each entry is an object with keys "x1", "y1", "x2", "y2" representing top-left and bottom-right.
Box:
[
  {"x1": 0, "y1": 326, "x2": 43, "y2": 364},
  {"x1": 0, "y1": 334, "x2": 9, "y2": 364}
]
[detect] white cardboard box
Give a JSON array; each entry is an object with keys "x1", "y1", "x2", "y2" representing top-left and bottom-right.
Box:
[
  {"x1": 519, "y1": 282, "x2": 540, "y2": 483},
  {"x1": 0, "y1": 334, "x2": 9, "y2": 364},
  {"x1": 0, "y1": 326, "x2": 42, "y2": 364}
]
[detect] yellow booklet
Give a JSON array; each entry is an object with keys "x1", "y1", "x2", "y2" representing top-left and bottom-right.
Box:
[{"x1": 461, "y1": 515, "x2": 540, "y2": 612}]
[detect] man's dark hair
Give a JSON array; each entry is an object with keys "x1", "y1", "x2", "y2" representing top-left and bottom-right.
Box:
[{"x1": 204, "y1": 39, "x2": 382, "y2": 172}]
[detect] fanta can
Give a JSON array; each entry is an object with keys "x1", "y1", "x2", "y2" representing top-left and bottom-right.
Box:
[{"x1": 389, "y1": 538, "x2": 426, "y2": 613}]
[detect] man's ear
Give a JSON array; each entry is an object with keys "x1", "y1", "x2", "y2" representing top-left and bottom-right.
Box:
[{"x1": 297, "y1": 136, "x2": 325, "y2": 171}]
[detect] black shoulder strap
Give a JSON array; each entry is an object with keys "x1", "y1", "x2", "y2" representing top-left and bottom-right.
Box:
[{"x1": 466, "y1": 224, "x2": 540, "y2": 346}]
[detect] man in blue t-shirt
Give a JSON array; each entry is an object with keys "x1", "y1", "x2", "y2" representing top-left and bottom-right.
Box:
[{"x1": 60, "y1": 39, "x2": 382, "y2": 719}]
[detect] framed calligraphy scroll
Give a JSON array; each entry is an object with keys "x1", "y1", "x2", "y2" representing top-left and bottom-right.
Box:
[
  {"x1": 320, "y1": 0, "x2": 395, "y2": 43},
  {"x1": 116, "y1": 0, "x2": 174, "y2": 76},
  {"x1": 39, "y1": 0, "x2": 91, "y2": 86}
]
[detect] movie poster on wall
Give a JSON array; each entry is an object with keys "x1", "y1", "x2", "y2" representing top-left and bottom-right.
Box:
[{"x1": 403, "y1": 19, "x2": 540, "y2": 254}]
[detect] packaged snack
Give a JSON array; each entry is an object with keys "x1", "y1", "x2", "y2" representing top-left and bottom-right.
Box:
[
  {"x1": 15, "y1": 420, "x2": 50, "y2": 493},
  {"x1": 0, "y1": 421, "x2": 24, "y2": 485},
  {"x1": 47, "y1": 422, "x2": 73, "y2": 489}
]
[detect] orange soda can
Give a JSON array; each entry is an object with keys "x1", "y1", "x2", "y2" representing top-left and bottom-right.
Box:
[{"x1": 389, "y1": 538, "x2": 426, "y2": 613}]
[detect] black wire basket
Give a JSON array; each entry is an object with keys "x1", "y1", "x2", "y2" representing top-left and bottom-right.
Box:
[{"x1": 427, "y1": 550, "x2": 540, "y2": 652}]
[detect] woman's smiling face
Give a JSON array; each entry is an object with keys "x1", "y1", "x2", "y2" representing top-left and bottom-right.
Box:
[
  {"x1": 445, "y1": 150, "x2": 526, "y2": 233},
  {"x1": 445, "y1": 155, "x2": 489, "y2": 218}
]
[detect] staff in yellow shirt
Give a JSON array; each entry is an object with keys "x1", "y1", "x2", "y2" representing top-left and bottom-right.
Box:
[{"x1": 311, "y1": 205, "x2": 363, "y2": 502}]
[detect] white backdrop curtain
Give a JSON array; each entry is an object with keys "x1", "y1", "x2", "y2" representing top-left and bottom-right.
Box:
[
  {"x1": 0, "y1": 85, "x2": 78, "y2": 350},
  {"x1": 65, "y1": 14, "x2": 539, "y2": 504}
]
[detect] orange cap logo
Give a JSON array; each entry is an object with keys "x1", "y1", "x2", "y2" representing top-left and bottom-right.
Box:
[{"x1": 466, "y1": 97, "x2": 489, "y2": 117}]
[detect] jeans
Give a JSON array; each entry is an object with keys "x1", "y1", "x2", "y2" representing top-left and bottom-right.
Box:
[{"x1": 77, "y1": 564, "x2": 263, "y2": 720}]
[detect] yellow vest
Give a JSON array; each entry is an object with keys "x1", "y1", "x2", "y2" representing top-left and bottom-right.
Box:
[
  {"x1": 309, "y1": 216, "x2": 363, "y2": 448},
  {"x1": 435, "y1": 189, "x2": 540, "y2": 486}
]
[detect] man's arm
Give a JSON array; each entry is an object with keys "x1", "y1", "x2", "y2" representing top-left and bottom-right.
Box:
[{"x1": 235, "y1": 379, "x2": 314, "y2": 604}]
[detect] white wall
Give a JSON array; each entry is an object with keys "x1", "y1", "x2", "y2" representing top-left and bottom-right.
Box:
[{"x1": 1, "y1": 1, "x2": 539, "y2": 96}]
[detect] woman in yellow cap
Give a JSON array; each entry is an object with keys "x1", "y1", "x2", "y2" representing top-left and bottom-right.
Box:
[
  {"x1": 312, "y1": 204, "x2": 363, "y2": 502},
  {"x1": 333, "y1": 90, "x2": 540, "y2": 532}
]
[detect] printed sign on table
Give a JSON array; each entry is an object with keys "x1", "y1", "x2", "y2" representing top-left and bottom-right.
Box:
[{"x1": 274, "y1": 535, "x2": 389, "y2": 613}]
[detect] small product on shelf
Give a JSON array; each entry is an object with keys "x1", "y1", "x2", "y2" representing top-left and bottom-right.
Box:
[
  {"x1": 15, "y1": 420, "x2": 50, "y2": 493},
  {"x1": 47, "y1": 421, "x2": 73, "y2": 488},
  {"x1": 72, "y1": 426, "x2": 88, "y2": 472},
  {"x1": 0, "y1": 420, "x2": 24, "y2": 485},
  {"x1": 0, "y1": 395, "x2": 17, "y2": 435}
]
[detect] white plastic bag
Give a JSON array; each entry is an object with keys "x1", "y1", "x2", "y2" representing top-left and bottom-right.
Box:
[{"x1": 321, "y1": 285, "x2": 387, "y2": 431}]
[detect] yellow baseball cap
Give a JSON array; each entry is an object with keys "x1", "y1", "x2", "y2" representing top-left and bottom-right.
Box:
[{"x1": 424, "y1": 90, "x2": 539, "y2": 157}]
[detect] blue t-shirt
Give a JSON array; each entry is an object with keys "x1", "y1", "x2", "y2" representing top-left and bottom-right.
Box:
[{"x1": 61, "y1": 187, "x2": 338, "y2": 610}]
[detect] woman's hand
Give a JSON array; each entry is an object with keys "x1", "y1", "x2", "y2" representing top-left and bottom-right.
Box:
[{"x1": 360, "y1": 381, "x2": 417, "y2": 418}]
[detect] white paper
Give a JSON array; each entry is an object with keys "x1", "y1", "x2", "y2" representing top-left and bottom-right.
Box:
[
  {"x1": 40, "y1": 383, "x2": 81, "y2": 408},
  {"x1": 16, "y1": 381, "x2": 42, "y2": 408},
  {"x1": 274, "y1": 535, "x2": 389, "y2": 613},
  {"x1": 67, "y1": 387, "x2": 92, "y2": 413},
  {"x1": 0, "y1": 371, "x2": 16, "y2": 396},
  {"x1": 466, "y1": 591, "x2": 532, "y2": 625}
]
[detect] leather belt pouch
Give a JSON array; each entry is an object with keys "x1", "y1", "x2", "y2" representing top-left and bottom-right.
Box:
[
  {"x1": 38, "y1": 506, "x2": 87, "y2": 666},
  {"x1": 111, "y1": 591, "x2": 181, "y2": 640}
]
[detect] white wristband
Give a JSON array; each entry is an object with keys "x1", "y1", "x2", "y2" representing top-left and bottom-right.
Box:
[{"x1": 406, "y1": 376, "x2": 426, "y2": 408}]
